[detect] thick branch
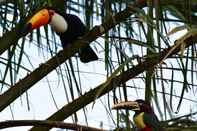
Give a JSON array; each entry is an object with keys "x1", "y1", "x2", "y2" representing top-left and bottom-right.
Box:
[
  {"x1": 30, "y1": 32, "x2": 197, "y2": 131},
  {"x1": 0, "y1": 25, "x2": 24, "y2": 55},
  {"x1": 0, "y1": 1, "x2": 197, "y2": 130},
  {"x1": 166, "y1": 126, "x2": 197, "y2": 131},
  {"x1": 1, "y1": 0, "x2": 197, "y2": 55},
  {"x1": 0, "y1": 0, "x2": 143, "y2": 55},
  {"x1": 0, "y1": 4, "x2": 140, "y2": 112},
  {"x1": 0, "y1": 0, "x2": 14, "y2": 4},
  {"x1": 0, "y1": 120, "x2": 106, "y2": 131}
]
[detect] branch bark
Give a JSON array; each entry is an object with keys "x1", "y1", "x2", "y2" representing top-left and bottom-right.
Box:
[
  {"x1": 0, "y1": 25, "x2": 25, "y2": 55},
  {"x1": 1, "y1": 0, "x2": 197, "y2": 55},
  {"x1": 0, "y1": 0, "x2": 14, "y2": 4},
  {"x1": 0, "y1": 3, "x2": 140, "y2": 112},
  {"x1": 30, "y1": 31, "x2": 197, "y2": 131},
  {"x1": 1, "y1": 0, "x2": 197, "y2": 130},
  {"x1": 0, "y1": 120, "x2": 106, "y2": 131}
]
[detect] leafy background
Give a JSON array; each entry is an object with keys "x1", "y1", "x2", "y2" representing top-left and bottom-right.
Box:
[{"x1": 0, "y1": 0, "x2": 197, "y2": 130}]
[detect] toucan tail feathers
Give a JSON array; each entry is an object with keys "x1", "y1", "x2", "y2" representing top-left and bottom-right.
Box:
[{"x1": 79, "y1": 46, "x2": 98, "y2": 63}]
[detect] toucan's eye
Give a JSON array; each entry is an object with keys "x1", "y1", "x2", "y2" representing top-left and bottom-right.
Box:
[{"x1": 49, "y1": 10, "x2": 55, "y2": 16}]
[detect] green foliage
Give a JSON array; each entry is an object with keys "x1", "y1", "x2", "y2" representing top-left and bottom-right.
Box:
[{"x1": 0, "y1": 0, "x2": 197, "y2": 130}]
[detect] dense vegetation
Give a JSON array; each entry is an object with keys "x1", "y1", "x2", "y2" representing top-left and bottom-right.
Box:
[{"x1": 0, "y1": 0, "x2": 197, "y2": 130}]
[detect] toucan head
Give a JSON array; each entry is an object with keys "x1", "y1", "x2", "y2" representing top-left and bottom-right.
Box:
[
  {"x1": 23, "y1": 8, "x2": 68, "y2": 34},
  {"x1": 112, "y1": 99, "x2": 153, "y2": 114}
]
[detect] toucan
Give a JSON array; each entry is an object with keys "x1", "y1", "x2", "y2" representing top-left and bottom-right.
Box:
[
  {"x1": 22, "y1": 8, "x2": 98, "y2": 63},
  {"x1": 112, "y1": 99, "x2": 164, "y2": 131}
]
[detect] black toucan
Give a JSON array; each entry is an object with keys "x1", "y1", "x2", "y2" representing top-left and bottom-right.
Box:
[
  {"x1": 23, "y1": 8, "x2": 98, "y2": 63},
  {"x1": 112, "y1": 99, "x2": 164, "y2": 131}
]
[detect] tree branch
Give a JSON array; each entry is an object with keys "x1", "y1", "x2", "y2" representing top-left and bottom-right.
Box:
[
  {"x1": 1, "y1": 0, "x2": 197, "y2": 130},
  {"x1": 1, "y1": 0, "x2": 197, "y2": 55},
  {"x1": 30, "y1": 30, "x2": 197, "y2": 131},
  {"x1": 0, "y1": 25, "x2": 25, "y2": 55},
  {"x1": 0, "y1": 3, "x2": 140, "y2": 112},
  {"x1": 0, "y1": 0, "x2": 14, "y2": 4},
  {"x1": 0, "y1": 120, "x2": 106, "y2": 131}
]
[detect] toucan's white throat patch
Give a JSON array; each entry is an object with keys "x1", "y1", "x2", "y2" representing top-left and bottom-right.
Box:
[{"x1": 49, "y1": 13, "x2": 68, "y2": 33}]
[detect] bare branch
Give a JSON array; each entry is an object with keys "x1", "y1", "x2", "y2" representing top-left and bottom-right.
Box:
[
  {"x1": 0, "y1": 0, "x2": 14, "y2": 4},
  {"x1": 0, "y1": 120, "x2": 106, "y2": 131},
  {"x1": 0, "y1": 3, "x2": 140, "y2": 112},
  {"x1": 30, "y1": 30, "x2": 197, "y2": 131}
]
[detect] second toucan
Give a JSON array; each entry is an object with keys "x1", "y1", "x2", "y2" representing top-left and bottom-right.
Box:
[{"x1": 112, "y1": 99, "x2": 164, "y2": 131}]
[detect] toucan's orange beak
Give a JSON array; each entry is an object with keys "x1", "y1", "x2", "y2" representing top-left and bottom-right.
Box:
[
  {"x1": 27, "y1": 9, "x2": 50, "y2": 30},
  {"x1": 20, "y1": 8, "x2": 54, "y2": 35}
]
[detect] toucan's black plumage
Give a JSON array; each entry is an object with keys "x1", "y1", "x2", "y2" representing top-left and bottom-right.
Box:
[
  {"x1": 24, "y1": 8, "x2": 98, "y2": 63},
  {"x1": 112, "y1": 99, "x2": 164, "y2": 131},
  {"x1": 57, "y1": 13, "x2": 98, "y2": 63}
]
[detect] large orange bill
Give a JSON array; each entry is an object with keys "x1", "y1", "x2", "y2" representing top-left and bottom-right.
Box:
[
  {"x1": 27, "y1": 8, "x2": 50, "y2": 29},
  {"x1": 20, "y1": 8, "x2": 51, "y2": 35}
]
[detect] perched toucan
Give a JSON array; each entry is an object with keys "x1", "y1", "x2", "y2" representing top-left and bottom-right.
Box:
[
  {"x1": 112, "y1": 99, "x2": 164, "y2": 131},
  {"x1": 23, "y1": 8, "x2": 98, "y2": 63}
]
